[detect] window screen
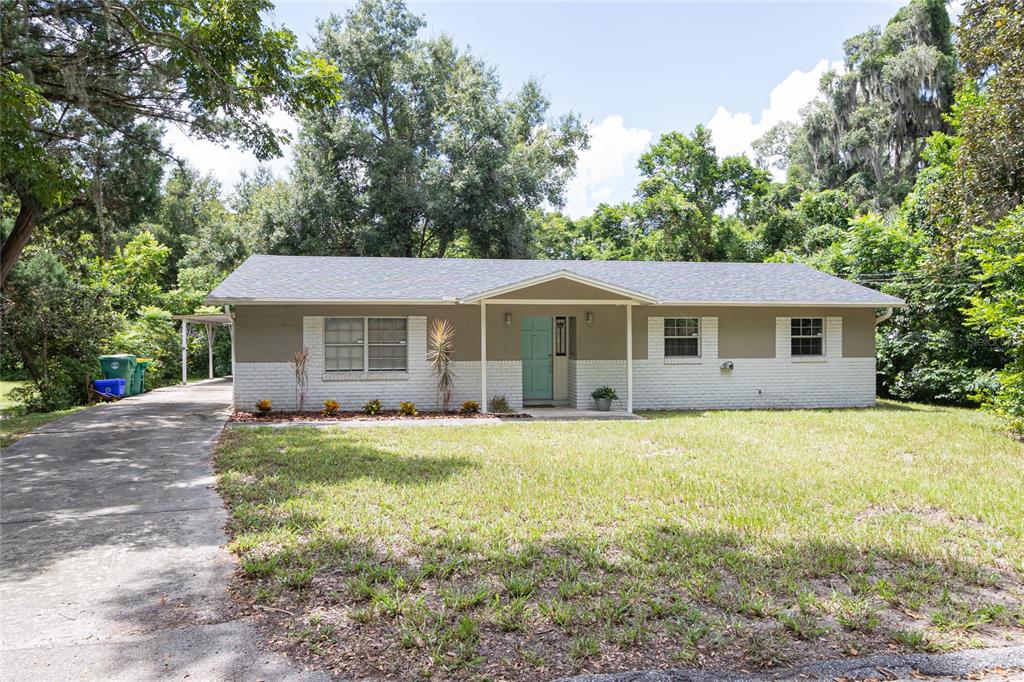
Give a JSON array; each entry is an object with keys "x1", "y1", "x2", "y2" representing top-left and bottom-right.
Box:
[
  {"x1": 324, "y1": 317, "x2": 408, "y2": 371},
  {"x1": 665, "y1": 318, "x2": 699, "y2": 357},
  {"x1": 368, "y1": 318, "x2": 407, "y2": 371},
  {"x1": 790, "y1": 318, "x2": 823, "y2": 356},
  {"x1": 324, "y1": 318, "x2": 364, "y2": 371}
]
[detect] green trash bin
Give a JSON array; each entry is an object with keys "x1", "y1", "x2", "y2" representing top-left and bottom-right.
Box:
[
  {"x1": 134, "y1": 359, "x2": 151, "y2": 394},
  {"x1": 99, "y1": 354, "x2": 137, "y2": 395}
]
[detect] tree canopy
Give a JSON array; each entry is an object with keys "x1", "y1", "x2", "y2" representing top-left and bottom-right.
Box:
[
  {"x1": 1, "y1": 0, "x2": 1022, "y2": 437},
  {"x1": 0, "y1": 0, "x2": 339, "y2": 284},
  {"x1": 288, "y1": 0, "x2": 587, "y2": 259}
]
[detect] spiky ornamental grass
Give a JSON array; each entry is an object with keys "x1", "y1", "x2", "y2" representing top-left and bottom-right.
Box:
[{"x1": 427, "y1": 318, "x2": 456, "y2": 412}]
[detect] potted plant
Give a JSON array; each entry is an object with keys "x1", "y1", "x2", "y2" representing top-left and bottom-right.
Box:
[{"x1": 591, "y1": 386, "x2": 618, "y2": 411}]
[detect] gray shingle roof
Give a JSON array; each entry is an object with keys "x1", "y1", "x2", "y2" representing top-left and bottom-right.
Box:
[{"x1": 206, "y1": 255, "x2": 904, "y2": 307}]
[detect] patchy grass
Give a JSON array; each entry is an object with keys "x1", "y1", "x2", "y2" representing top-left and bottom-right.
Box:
[
  {"x1": 0, "y1": 380, "x2": 27, "y2": 410},
  {"x1": 1, "y1": 406, "x2": 85, "y2": 448},
  {"x1": 216, "y1": 402, "x2": 1024, "y2": 679}
]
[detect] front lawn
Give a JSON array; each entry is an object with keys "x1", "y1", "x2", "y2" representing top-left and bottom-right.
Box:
[
  {"x1": 216, "y1": 403, "x2": 1024, "y2": 679},
  {"x1": 0, "y1": 380, "x2": 27, "y2": 409}
]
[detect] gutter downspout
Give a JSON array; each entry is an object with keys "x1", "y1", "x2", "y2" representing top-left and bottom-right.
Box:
[{"x1": 875, "y1": 307, "x2": 894, "y2": 325}]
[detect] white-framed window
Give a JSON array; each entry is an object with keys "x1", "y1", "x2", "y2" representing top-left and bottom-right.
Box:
[
  {"x1": 324, "y1": 317, "x2": 407, "y2": 372},
  {"x1": 791, "y1": 318, "x2": 823, "y2": 356},
  {"x1": 368, "y1": 318, "x2": 408, "y2": 371},
  {"x1": 665, "y1": 318, "x2": 700, "y2": 357}
]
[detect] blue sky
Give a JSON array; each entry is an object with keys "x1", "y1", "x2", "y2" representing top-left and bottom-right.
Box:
[{"x1": 168, "y1": 1, "x2": 930, "y2": 216}]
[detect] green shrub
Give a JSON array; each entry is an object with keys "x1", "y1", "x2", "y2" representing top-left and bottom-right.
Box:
[
  {"x1": 363, "y1": 399, "x2": 383, "y2": 415},
  {"x1": 323, "y1": 399, "x2": 340, "y2": 416},
  {"x1": 591, "y1": 386, "x2": 618, "y2": 401},
  {"x1": 398, "y1": 401, "x2": 417, "y2": 416},
  {"x1": 11, "y1": 359, "x2": 94, "y2": 412},
  {"x1": 460, "y1": 400, "x2": 481, "y2": 414},
  {"x1": 488, "y1": 394, "x2": 511, "y2": 413},
  {"x1": 109, "y1": 306, "x2": 178, "y2": 388},
  {"x1": 256, "y1": 399, "x2": 272, "y2": 414}
]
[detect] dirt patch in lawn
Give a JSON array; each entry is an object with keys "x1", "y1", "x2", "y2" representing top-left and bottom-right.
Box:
[
  {"x1": 230, "y1": 409, "x2": 530, "y2": 423},
  {"x1": 223, "y1": 534, "x2": 1024, "y2": 681}
]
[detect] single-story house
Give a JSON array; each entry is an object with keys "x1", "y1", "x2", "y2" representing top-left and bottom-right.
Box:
[{"x1": 206, "y1": 255, "x2": 905, "y2": 413}]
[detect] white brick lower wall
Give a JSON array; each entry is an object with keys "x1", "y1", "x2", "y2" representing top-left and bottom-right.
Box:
[
  {"x1": 234, "y1": 359, "x2": 523, "y2": 412},
  {"x1": 632, "y1": 357, "x2": 876, "y2": 410},
  {"x1": 236, "y1": 357, "x2": 876, "y2": 412},
  {"x1": 570, "y1": 359, "x2": 628, "y2": 411},
  {"x1": 233, "y1": 313, "x2": 875, "y2": 412},
  {"x1": 233, "y1": 315, "x2": 523, "y2": 411}
]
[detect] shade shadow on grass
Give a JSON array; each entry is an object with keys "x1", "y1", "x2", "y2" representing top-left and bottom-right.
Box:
[
  {"x1": 639, "y1": 400, "x2": 946, "y2": 420},
  {"x1": 213, "y1": 414, "x2": 1023, "y2": 679},
  {"x1": 218, "y1": 426, "x2": 477, "y2": 491},
  {"x1": 217, "y1": 486, "x2": 1022, "y2": 679}
]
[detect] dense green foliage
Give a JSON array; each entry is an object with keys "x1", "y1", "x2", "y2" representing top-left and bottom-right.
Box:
[
  {"x1": 526, "y1": 0, "x2": 1022, "y2": 434},
  {"x1": 1, "y1": 0, "x2": 1020, "y2": 436},
  {"x1": 284, "y1": 0, "x2": 587, "y2": 258}
]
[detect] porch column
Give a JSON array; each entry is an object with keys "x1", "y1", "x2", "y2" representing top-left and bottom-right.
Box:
[
  {"x1": 205, "y1": 323, "x2": 215, "y2": 380},
  {"x1": 480, "y1": 301, "x2": 488, "y2": 412},
  {"x1": 224, "y1": 305, "x2": 236, "y2": 409},
  {"x1": 180, "y1": 320, "x2": 188, "y2": 385},
  {"x1": 625, "y1": 303, "x2": 633, "y2": 413}
]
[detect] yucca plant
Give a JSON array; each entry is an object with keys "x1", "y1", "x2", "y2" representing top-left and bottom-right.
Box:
[
  {"x1": 427, "y1": 318, "x2": 456, "y2": 411},
  {"x1": 290, "y1": 346, "x2": 310, "y2": 412}
]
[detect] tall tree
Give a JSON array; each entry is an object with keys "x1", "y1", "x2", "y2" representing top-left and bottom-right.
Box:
[
  {"x1": 635, "y1": 125, "x2": 768, "y2": 261},
  {"x1": 0, "y1": 0, "x2": 339, "y2": 286},
  {"x1": 791, "y1": 0, "x2": 956, "y2": 208},
  {"x1": 149, "y1": 164, "x2": 228, "y2": 283},
  {"x1": 954, "y1": 0, "x2": 1024, "y2": 226},
  {"x1": 291, "y1": 0, "x2": 587, "y2": 258}
]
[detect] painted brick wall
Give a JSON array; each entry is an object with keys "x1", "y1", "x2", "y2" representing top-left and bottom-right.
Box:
[
  {"x1": 233, "y1": 313, "x2": 874, "y2": 412},
  {"x1": 564, "y1": 315, "x2": 874, "y2": 411},
  {"x1": 233, "y1": 315, "x2": 522, "y2": 411}
]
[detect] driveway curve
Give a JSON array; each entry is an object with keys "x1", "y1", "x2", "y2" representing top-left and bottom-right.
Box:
[{"x1": 0, "y1": 379, "x2": 325, "y2": 681}]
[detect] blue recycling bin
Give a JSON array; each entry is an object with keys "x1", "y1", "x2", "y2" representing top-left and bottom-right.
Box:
[{"x1": 94, "y1": 378, "x2": 127, "y2": 398}]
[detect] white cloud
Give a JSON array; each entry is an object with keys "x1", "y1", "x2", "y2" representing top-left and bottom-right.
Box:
[
  {"x1": 708, "y1": 59, "x2": 841, "y2": 175},
  {"x1": 162, "y1": 107, "x2": 298, "y2": 192},
  {"x1": 564, "y1": 115, "x2": 652, "y2": 219}
]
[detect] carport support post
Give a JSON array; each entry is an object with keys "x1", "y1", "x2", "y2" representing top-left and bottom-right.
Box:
[
  {"x1": 480, "y1": 301, "x2": 488, "y2": 412},
  {"x1": 626, "y1": 302, "x2": 633, "y2": 414},
  {"x1": 205, "y1": 323, "x2": 214, "y2": 380},
  {"x1": 180, "y1": 320, "x2": 188, "y2": 385}
]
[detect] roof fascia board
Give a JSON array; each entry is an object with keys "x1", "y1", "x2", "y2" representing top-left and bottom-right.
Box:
[
  {"x1": 460, "y1": 269, "x2": 658, "y2": 304},
  {"x1": 205, "y1": 298, "x2": 458, "y2": 305},
  {"x1": 655, "y1": 300, "x2": 907, "y2": 307},
  {"x1": 481, "y1": 298, "x2": 644, "y2": 305}
]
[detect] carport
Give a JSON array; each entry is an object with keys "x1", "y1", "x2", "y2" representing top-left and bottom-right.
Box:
[{"x1": 173, "y1": 313, "x2": 233, "y2": 384}]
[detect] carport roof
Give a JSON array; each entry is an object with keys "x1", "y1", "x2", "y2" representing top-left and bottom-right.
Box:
[{"x1": 206, "y1": 255, "x2": 905, "y2": 307}]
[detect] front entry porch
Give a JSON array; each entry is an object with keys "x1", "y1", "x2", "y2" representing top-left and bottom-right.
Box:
[{"x1": 471, "y1": 270, "x2": 655, "y2": 414}]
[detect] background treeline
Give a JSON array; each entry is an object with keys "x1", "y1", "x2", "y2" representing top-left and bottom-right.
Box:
[{"x1": 2, "y1": 0, "x2": 1021, "y2": 436}]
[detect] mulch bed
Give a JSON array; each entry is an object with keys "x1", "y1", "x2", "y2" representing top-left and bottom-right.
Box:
[{"x1": 230, "y1": 409, "x2": 530, "y2": 423}]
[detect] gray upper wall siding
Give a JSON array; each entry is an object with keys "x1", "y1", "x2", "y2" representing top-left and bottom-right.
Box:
[{"x1": 233, "y1": 304, "x2": 876, "y2": 363}]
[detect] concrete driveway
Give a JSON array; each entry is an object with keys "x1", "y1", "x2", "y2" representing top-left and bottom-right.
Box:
[{"x1": 0, "y1": 379, "x2": 325, "y2": 681}]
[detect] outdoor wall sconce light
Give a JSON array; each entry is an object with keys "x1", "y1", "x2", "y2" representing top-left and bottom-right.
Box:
[
  {"x1": 504, "y1": 312, "x2": 513, "y2": 328},
  {"x1": 586, "y1": 311, "x2": 594, "y2": 328}
]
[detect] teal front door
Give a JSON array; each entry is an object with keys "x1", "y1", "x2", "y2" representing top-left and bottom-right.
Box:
[{"x1": 521, "y1": 316, "x2": 553, "y2": 401}]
